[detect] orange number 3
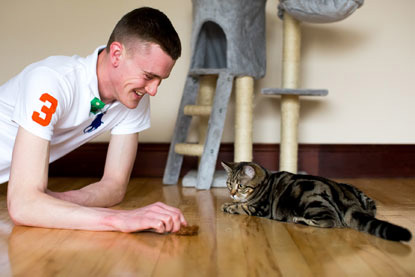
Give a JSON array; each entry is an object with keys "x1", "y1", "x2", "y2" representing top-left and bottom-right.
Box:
[{"x1": 31, "y1": 93, "x2": 58, "y2": 127}]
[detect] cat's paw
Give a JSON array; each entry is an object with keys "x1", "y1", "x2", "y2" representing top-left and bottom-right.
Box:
[
  {"x1": 293, "y1": 217, "x2": 320, "y2": 227},
  {"x1": 221, "y1": 202, "x2": 232, "y2": 212},
  {"x1": 221, "y1": 202, "x2": 239, "y2": 214}
]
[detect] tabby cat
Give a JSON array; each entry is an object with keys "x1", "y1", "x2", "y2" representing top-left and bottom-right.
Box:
[{"x1": 221, "y1": 161, "x2": 412, "y2": 242}]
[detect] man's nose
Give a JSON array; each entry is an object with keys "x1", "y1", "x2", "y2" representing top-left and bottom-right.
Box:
[{"x1": 145, "y1": 80, "x2": 160, "y2": 96}]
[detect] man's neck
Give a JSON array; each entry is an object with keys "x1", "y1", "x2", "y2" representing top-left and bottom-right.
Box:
[{"x1": 96, "y1": 50, "x2": 114, "y2": 104}]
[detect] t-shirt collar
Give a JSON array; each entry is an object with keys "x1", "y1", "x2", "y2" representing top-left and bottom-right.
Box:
[{"x1": 86, "y1": 45, "x2": 106, "y2": 101}]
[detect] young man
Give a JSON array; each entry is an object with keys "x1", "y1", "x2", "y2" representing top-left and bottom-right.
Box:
[{"x1": 0, "y1": 7, "x2": 187, "y2": 233}]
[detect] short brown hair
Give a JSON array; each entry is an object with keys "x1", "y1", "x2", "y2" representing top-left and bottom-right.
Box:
[{"x1": 107, "y1": 7, "x2": 181, "y2": 60}]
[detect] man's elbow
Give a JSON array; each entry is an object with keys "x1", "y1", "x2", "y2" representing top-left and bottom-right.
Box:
[
  {"x1": 7, "y1": 199, "x2": 28, "y2": 226},
  {"x1": 107, "y1": 188, "x2": 126, "y2": 207},
  {"x1": 101, "y1": 178, "x2": 128, "y2": 207}
]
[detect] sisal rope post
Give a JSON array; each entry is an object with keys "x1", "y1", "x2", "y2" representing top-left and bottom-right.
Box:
[
  {"x1": 280, "y1": 13, "x2": 301, "y2": 173},
  {"x1": 197, "y1": 75, "x2": 217, "y2": 146},
  {"x1": 235, "y1": 76, "x2": 254, "y2": 162}
]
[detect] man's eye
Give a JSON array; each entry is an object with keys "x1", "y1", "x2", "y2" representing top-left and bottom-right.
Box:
[{"x1": 144, "y1": 72, "x2": 154, "y2": 80}]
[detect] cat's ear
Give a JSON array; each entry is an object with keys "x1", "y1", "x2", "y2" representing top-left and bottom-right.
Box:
[
  {"x1": 221, "y1": 161, "x2": 233, "y2": 174},
  {"x1": 243, "y1": 165, "x2": 256, "y2": 179}
]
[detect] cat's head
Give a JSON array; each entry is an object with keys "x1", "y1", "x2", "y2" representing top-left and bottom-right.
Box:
[{"x1": 221, "y1": 161, "x2": 267, "y2": 202}]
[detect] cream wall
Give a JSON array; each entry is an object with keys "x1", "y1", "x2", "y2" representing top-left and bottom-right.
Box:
[{"x1": 0, "y1": 0, "x2": 414, "y2": 144}]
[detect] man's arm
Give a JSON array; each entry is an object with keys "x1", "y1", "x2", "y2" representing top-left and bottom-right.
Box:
[
  {"x1": 47, "y1": 133, "x2": 139, "y2": 207},
  {"x1": 7, "y1": 127, "x2": 187, "y2": 233}
]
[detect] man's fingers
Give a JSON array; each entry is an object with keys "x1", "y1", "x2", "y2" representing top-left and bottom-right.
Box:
[
  {"x1": 150, "y1": 202, "x2": 188, "y2": 226},
  {"x1": 141, "y1": 209, "x2": 178, "y2": 233},
  {"x1": 146, "y1": 219, "x2": 166, "y2": 233},
  {"x1": 123, "y1": 202, "x2": 187, "y2": 233}
]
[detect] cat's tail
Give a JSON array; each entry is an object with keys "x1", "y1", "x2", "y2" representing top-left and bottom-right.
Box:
[{"x1": 350, "y1": 211, "x2": 412, "y2": 242}]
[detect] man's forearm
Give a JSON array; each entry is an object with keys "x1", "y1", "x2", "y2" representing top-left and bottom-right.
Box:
[
  {"x1": 7, "y1": 129, "x2": 187, "y2": 233},
  {"x1": 9, "y1": 190, "x2": 186, "y2": 233},
  {"x1": 46, "y1": 179, "x2": 126, "y2": 207},
  {"x1": 50, "y1": 133, "x2": 138, "y2": 208},
  {"x1": 9, "y1": 190, "x2": 122, "y2": 231}
]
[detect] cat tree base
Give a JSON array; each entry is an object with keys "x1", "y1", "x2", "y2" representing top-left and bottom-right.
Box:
[{"x1": 182, "y1": 170, "x2": 227, "y2": 188}]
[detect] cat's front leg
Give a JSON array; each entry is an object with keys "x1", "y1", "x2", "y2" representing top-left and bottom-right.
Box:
[
  {"x1": 221, "y1": 202, "x2": 240, "y2": 214},
  {"x1": 221, "y1": 202, "x2": 254, "y2": 215}
]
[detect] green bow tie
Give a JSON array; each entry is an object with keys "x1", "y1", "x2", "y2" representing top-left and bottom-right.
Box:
[{"x1": 90, "y1": 97, "x2": 106, "y2": 114}]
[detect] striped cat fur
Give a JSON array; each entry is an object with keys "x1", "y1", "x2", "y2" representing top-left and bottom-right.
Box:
[{"x1": 221, "y1": 161, "x2": 412, "y2": 242}]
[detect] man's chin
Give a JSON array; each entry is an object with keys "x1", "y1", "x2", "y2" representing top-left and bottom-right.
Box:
[{"x1": 123, "y1": 100, "x2": 140, "y2": 109}]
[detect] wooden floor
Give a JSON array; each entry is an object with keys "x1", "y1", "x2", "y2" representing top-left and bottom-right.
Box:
[{"x1": 0, "y1": 177, "x2": 414, "y2": 276}]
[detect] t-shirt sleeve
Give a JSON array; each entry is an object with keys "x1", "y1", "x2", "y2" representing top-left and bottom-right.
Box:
[
  {"x1": 12, "y1": 67, "x2": 69, "y2": 141},
  {"x1": 110, "y1": 94, "x2": 151, "y2": 135}
]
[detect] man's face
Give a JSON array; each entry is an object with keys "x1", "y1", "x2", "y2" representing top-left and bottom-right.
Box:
[{"x1": 113, "y1": 42, "x2": 175, "y2": 109}]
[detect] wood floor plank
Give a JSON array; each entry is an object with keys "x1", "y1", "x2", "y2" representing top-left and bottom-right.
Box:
[
  {"x1": 262, "y1": 221, "x2": 314, "y2": 276},
  {"x1": 0, "y1": 177, "x2": 414, "y2": 276}
]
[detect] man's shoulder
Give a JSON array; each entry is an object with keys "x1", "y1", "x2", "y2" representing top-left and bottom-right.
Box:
[
  {"x1": 27, "y1": 54, "x2": 87, "y2": 78},
  {"x1": 14, "y1": 47, "x2": 102, "y2": 87}
]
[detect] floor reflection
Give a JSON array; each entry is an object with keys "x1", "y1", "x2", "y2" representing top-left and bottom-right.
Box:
[{"x1": 8, "y1": 226, "x2": 166, "y2": 276}]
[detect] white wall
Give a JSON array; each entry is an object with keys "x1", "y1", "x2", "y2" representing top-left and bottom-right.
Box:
[{"x1": 1, "y1": 0, "x2": 414, "y2": 144}]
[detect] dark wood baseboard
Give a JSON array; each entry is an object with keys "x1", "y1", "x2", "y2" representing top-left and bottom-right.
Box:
[{"x1": 49, "y1": 143, "x2": 415, "y2": 178}]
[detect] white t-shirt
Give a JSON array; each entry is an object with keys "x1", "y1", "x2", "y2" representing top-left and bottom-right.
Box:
[{"x1": 0, "y1": 46, "x2": 151, "y2": 183}]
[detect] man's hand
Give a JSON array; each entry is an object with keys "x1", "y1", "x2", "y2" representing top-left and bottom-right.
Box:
[{"x1": 107, "y1": 202, "x2": 188, "y2": 233}]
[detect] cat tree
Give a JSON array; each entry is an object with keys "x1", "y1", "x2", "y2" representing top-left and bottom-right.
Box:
[
  {"x1": 163, "y1": 0, "x2": 267, "y2": 189},
  {"x1": 262, "y1": 0, "x2": 364, "y2": 173}
]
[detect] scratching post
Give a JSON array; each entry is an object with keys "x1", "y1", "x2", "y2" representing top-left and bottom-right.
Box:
[
  {"x1": 261, "y1": 0, "x2": 362, "y2": 174},
  {"x1": 280, "y1": 13, "x2": 301, "y2": 173},
  {"x1": 235, "y1": 76, "x2": 254, "y2": 162},
  {"x1": 197, "y1": 75, "x2": 216, "y2": 147},
  {"x1": 262, "y1": 12, "x2": 328, "y2": 174}
]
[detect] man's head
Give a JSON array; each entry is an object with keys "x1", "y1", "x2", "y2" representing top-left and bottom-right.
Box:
[
  {"x1": 107, "y1": 7, "x2": 181, "y2": 61},
  {"x1": 98, "y1": 7, "x2": 179, "y2": 109}
]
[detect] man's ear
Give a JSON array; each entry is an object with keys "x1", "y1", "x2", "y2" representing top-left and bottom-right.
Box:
[{"x1": 109, "y1": 41, "x2": 124, "y2": 67}]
